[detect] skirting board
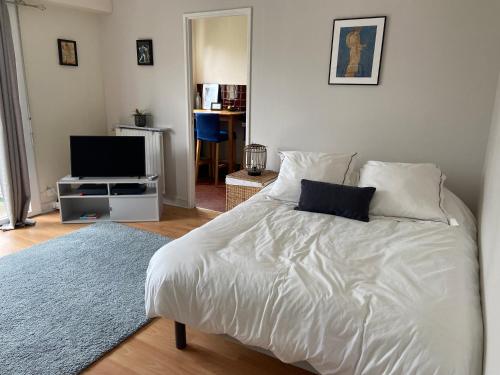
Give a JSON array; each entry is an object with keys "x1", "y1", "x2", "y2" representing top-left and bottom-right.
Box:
[
  {"x1": 163, "y1": 196, "x2": 189, "y2": 208},
  {"x1": 39, "y1": 200, "x2": 58, "y2": 215}
]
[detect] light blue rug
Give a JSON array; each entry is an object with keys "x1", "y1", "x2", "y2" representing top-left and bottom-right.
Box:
[{"x1": 0, "y1": 222, "x2": 171, "y2": 375}]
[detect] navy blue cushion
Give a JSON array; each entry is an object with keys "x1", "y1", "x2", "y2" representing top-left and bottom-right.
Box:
[{"x1": 295, "y1": 179, "x2": 376, "y2": 222}]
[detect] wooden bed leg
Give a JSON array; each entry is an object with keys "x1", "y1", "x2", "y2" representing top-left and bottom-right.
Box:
[{"x1": 175, "y1": 321, "x2": 187, "y2": 350}]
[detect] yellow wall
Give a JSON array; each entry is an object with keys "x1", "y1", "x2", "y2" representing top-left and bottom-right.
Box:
[{"x1": 192, "y1": 16, "x2": 248, "y2": 85}]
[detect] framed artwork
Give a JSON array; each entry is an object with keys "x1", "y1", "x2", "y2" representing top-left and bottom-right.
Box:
[
  {"x1": 202, "y1": 83, "x2": 219, "y2": 110},
  {"x1": 57, "y1": 39, "x2": 78, "y2": 66},
  {"x1": 328, "y1": 16, "x2": 386, "y2": 85},
  {"x1": 211, "y1": 102, "x2": 222, "y2": 110},
  {"x1": 137, "y1": 39, "x2": 154, "y2": 66}
]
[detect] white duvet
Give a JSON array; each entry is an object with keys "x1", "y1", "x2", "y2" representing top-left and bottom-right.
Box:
[{"x1": 145, "y1": 189, "x2": 482, "y2": 375}]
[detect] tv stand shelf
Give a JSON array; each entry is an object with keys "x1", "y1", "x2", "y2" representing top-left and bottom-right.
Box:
[{"x1": 57, "y1": 175, "x2": 162, "y2": 224}]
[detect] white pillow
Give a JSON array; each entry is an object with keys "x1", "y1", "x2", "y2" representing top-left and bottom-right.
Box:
[
  {"x1": 268, "y1": 151, "x2": 358, "y2": 203},
  {"x1": 358, "y1": 161, "x2": 448, "y2": 223}
]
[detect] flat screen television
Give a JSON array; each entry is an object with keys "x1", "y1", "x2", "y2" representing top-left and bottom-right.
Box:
[{"x1": 70, "y1": 136, "x2": 146, "y2": 178}]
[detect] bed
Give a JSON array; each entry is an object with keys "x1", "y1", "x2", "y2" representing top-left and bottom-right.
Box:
[{"x1": 145, "y1": 182, "x2": 482, "y2": 374}]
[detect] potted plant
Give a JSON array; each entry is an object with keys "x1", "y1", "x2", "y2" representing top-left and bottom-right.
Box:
[{"x1": 132, "y1": 109, "x2": 150, "y2": 127}]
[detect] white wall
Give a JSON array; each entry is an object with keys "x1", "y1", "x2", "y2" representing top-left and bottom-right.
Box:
[
  {"x1": 19, "y1": 3, "x2": 107, "y2": 204},
  {"x1": 479, "y1": 72, "x2": 500, "y2": 375},
  {"x1": 45, "y1": 0, "x2": 113, "y2": 14},
  {"x1": 192, "y1": 15, "x2": 248, "y2": 85},
  {"x1": 100, "y1": 0, "x2": 500, "y2": 209}
]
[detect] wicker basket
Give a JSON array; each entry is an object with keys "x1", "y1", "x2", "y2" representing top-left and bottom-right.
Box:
[
  {"x1": 226, "y1": 185, "x2": 262, "y2": 211},
  {"x1": 225, "y1": 170, "x2": 278, "y2": 211}
]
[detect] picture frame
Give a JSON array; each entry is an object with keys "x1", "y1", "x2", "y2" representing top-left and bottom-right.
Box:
[
  {"x1": 202, "y1": 83, "x2": 219, "y2": 110},
  {"x1": 137, "y1": 39, "x2": 154, "y2": 66},
  {"x1": 210, "y1": 102, "x2": 222, "y2": 111},
  {"x1": 328, "y1": 16, "x2": 386, "y2": 85},
  {"x1": 57, "y1": 39, "x2": 78, "y2": 66}
]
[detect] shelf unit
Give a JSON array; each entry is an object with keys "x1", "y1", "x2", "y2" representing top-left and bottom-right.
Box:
[{"x1": 57, "y1": 176, "x2": 162, "y2": 224}]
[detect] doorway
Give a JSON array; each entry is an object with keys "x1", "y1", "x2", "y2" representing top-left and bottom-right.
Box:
[{"x1": 184, "y1": 8, "x2": 252, "y2": 211}]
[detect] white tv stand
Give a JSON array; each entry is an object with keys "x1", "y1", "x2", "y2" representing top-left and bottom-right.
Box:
[{"x1": 57, "y1": 175, "x2": 162, "y2": 224}]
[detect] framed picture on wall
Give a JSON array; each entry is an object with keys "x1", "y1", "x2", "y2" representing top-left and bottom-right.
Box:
[
  {"x1": 137, "y1": 39, "x2": 154, "y2": 66},
  {"x1": 57, "y1": 39, "x2": 78, "y2": 66},
  {"x1": 328, "y1": 16, "x2": 386, "y2": 85},
  {"x1": 202, "y1": 84, "x2": 219, "y2": 110}
]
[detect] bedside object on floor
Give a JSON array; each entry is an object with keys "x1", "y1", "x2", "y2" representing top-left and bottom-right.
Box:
[
  {"x1": 243, "y1": 144, "x2": 267, "y2": 176},
  {"x1": 225, "y1": 169, "x2": 278, "y2": 211}
]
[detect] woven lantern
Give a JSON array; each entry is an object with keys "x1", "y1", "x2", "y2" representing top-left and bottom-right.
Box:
[{"x1": 243, "y1": 144, "x2": 267, "y2": 176}]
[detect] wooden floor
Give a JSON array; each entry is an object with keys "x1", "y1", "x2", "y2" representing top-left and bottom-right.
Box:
[{"x1": 1, "y1": 206, "x2": 310, "y2": 375}]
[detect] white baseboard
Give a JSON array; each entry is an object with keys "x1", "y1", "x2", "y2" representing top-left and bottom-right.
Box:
[
  {"x1": 163, "y1": 196, "x2": 189, "y2": 208},
  {"x1": 27, "y1": 201, "x2": 57, "y2": 218},
  {"x1": 40, "y1": 200, "x2": 57, "y2": 214}
]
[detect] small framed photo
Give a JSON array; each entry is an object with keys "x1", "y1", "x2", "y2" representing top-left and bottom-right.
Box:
[
  {"x1": 329, "y1": 16, "x2": 386, "y2": 85},
  {"x1": 137, "y1": 39, "x2": 154, "y2": 66},
  {"x1": 211, "y1": 102, "x2": 222, "y2": 111},
  {"x1": 57, "y1": 39, "x2": 78, "y2": 66}
]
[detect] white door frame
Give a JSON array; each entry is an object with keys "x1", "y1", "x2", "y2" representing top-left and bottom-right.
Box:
[{"x1": 183, "y1": 7, "x2": 252, "y2": 208}]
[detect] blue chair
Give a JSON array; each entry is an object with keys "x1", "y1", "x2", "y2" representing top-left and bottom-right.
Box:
[{"x1": 195, "y1": 113, "x2": 228, "y2": 185}]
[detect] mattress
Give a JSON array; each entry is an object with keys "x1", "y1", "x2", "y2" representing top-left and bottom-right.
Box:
[{"x1": 145, "y1": 189, "x2": 482, "y2": 375}]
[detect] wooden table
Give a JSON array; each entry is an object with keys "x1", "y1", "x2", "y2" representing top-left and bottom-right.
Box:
[{"x1": 193, "y1": 109, "x2": 245, "y2": 173}]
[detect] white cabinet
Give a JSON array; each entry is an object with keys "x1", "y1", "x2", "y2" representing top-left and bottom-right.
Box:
[
  {"x1": 57, "y1": 176, "x2": 162, "y2": 223},
  {"x1": 110, "y1": 196, "x2": 159, "y2": 221}
]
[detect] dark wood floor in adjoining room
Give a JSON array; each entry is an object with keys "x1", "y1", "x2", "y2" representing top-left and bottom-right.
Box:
[
  {"x1": 196, "y1": 179, "x2": 226, "y2": 212},
  {"x1": 1, "y1": 206, "x2": 310, "y2": 375}
]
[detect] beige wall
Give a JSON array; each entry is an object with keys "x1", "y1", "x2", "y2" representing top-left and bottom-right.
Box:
[
  {"x1": 100, "y1": 0, "x2": 500, "y2": 209},
  {"x1": 45, "y1": 0, "x2": 113, "y2": 14},
  {"x1": 19, "y1": 4, "x2": 107, "y2": 204},
  {"x1": 192, "y1": 15, "x2": 248, "y2": 85},
  {"x1": 479, "y1": 72, "x2": 500, "y2": 375}
]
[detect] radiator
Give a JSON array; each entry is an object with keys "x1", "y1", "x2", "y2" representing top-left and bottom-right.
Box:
[{"x1": 115, "y1": 125, "x2": 166, "y2": 194}]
